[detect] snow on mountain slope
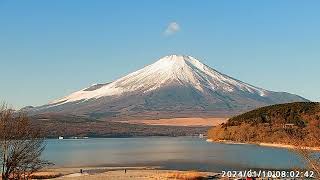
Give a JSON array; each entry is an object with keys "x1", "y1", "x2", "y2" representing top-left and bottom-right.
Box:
[
  {"x1": 51, "y1": 55, "x2": 268, "y2": 105},
  {"x1": 29, "y1": 54, "x2": 308, "y2": 119}
]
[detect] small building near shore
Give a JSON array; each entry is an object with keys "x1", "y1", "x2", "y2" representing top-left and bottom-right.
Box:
[{"x1": 283, "y1": 123, "x2": 295, "y2": 128}]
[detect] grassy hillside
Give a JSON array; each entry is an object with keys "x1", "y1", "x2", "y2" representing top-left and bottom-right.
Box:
[
  {"x1": 30, "y1": 113, "x2": 210, "y2": 138},
  {"x1": 208, "y1": 102, "x2": 320, "y2": 147}
]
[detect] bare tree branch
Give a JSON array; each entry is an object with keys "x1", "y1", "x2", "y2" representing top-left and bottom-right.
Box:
[{"x1": 0, "y1": 103, "x2": 53, "y2": 180}]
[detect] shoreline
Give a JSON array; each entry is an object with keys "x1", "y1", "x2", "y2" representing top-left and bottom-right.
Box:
[
  {"x1": 32, "y1": 166, "x2": 220, "y2": 179},
  {"x1": 206, "y1": 139, "x2": 320, "y2": 151},
  {"x1": 47, "y1": 135, "x2": 204, "y2": 139}
]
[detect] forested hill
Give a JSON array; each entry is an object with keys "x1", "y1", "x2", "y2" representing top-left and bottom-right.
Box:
[
  {"x1": 208, "y1": 102, "x2": 320, "y2": 147},
  {"x1": 227, "y1": 102, "x2": 320, "y2": 126}
]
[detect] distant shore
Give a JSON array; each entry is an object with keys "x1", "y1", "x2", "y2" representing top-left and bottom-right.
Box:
[
  {"x1": 206, "y1": 139, "x2": 320, "y2": 151},
  {"x1": 32, "y1": 166, "x2": 220, "y2": 180},
  {"x1": 119, "y1": 117, "x2": 228, "y2": 127}
]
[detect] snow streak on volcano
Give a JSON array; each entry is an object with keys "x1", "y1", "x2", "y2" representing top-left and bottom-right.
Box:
[{"x1": 33, "y1": 55, "x2": 308, "y2": 118}]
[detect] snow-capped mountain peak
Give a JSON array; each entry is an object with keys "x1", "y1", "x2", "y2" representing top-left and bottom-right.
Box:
[{"x1": 50, "y1": 55, "x2": 268, "y2": 105}]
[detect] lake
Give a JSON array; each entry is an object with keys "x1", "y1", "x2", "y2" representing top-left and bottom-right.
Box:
[{"x1": 43, "y1": 137, "x2": 306, "y2": 172}]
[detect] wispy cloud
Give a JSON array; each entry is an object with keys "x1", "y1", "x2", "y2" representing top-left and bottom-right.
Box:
[{"x1": 164, "y1": 22, "x2": 180, "y2": 36}]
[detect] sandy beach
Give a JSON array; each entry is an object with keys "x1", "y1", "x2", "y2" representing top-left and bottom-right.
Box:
[
  {"x1": 258, "y1": 142, "x2": 320, "y2": 151},
  {"x1": 207, "y1": 139, "x2": 320, "y2": 151},
  {"x1": 31, "y1": 166, "x2": 220, "y2": 180}
]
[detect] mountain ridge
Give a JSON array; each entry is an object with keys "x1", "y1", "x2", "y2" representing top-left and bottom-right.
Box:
[{"x1": 28, "y1": 55, "x2": 308, "y2": 119}]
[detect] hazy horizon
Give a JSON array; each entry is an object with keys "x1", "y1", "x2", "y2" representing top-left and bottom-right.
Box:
[{"x1": 1, "y1": 0, "x2": 320, "y2": 108}]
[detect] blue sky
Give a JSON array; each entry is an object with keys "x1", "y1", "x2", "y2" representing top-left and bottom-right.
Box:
[{"x1": 0, "y1": 0, "x2": 319, "y2": 108}]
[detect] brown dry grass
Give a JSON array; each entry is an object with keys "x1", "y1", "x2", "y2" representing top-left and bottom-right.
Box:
[
  {"x1": 29, "y1": 172, "x2": 63, "y2": 179},
  {"x1": 166, "y1": 171, "x2": 206, "y2": 179},
  {"x1": 122, "y1": 117, "x2": 228, "y2": 127},
  {"x1": 31, "y1": 168, "x2": 214, "y2": 180}
]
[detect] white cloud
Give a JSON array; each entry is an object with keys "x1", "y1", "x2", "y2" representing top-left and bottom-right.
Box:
[{"x1": 164, "y1": 22, "x2": 180, "y2": 36}]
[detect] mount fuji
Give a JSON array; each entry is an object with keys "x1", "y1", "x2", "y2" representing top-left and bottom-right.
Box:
[{"x1": 29, "y1": 55, "x2": 308, "y2": 119}]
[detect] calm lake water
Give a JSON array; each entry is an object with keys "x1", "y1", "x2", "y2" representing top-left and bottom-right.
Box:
[{"x1": 43, "y1": 137, "x2": 307, "y2": 172}]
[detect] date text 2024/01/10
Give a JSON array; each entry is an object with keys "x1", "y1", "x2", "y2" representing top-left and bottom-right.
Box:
[{"x1": 221, "y1": 170, "x2": 315, "y2": 179}]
